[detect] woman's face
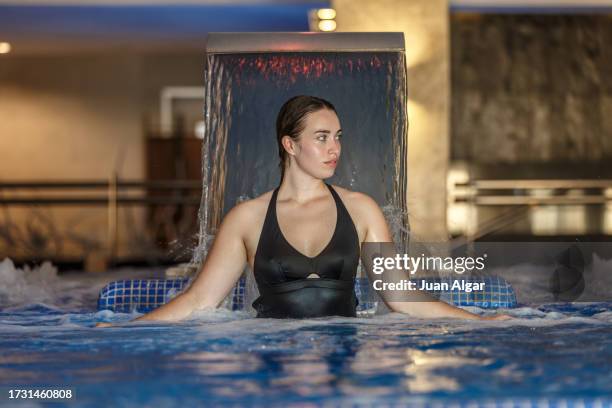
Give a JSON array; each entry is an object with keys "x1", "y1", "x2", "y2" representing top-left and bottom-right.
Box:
[{"x1": 286, "y1": 108, "x2": 342, "y2": 180}]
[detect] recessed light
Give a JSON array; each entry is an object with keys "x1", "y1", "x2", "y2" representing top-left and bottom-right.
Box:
[
  {"x1": 318, "y1": 20, "x2": 337, "y2": 32},
  {"x1": 0, "y1": 42, "x2": 11, "y2": 54},
  {"x1": 317, "y1": 8, "x2": 336, "y2": 20}
]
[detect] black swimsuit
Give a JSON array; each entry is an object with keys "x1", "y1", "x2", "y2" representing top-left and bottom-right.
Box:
[{"x1": 252, "y1": 183, "x2": 360, "y2": 318}]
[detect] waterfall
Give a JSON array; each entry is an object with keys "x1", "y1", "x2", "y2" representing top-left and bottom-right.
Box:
[{"x1": 193, "y1": 40, "x2": 409, "y2": 312}]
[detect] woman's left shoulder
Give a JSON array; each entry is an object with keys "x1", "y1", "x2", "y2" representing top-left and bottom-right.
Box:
[
  {"x1": 331, "y1": 185, "x2": 389, "y2": 240},
  {"x1": 330, "y1": 185, "x2": 381, "y2": 212}
]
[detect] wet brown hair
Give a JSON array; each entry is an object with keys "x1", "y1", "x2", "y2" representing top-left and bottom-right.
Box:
[{"x1": 275, "y1": 95, "x2": 337, "y2": 181}]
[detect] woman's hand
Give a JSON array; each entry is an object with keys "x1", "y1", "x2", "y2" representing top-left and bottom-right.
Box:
[{"x1": 96, "y1": 202, "x2": 249, "y2": 325}]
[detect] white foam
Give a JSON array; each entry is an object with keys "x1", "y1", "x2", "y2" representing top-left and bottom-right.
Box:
[
  {"x1": 591, "y1": 310, "x2": 612, "y2": 322},
  {"x1": 0, "y1": 257, "x2": 166, "y2": 311},
  {"x1": 1, "y1": 257, "x2": 610, "y2": 332},
  {"x1": 0, "y1": 258, "x2": 61, "y2": 307},
  {"x1": 94, "y1": 309, "x2": 118, "y2": 320}
]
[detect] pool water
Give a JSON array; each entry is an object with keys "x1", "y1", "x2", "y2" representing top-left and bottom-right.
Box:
[{"x1": 1, "y1": 260, "x2": 612, "y2": 407}]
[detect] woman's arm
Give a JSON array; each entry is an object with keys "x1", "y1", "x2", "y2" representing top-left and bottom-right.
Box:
[
  {"x1": 357, "y1": 194, "x2": 510, "y2": 321},
  {"x1": 97, "y1": 203, "x2": 250, "y2": 326}
]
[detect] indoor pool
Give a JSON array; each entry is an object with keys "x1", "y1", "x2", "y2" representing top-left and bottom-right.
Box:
[{"x1": 1, "y1": 259, "x2": 612, "y2": 407}]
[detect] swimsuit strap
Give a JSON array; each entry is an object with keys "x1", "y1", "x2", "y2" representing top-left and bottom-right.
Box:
[
  {"x1": 269, "y1": 183, "x2": 340, "y2": 260},
  {"x1": 270, "y1": 183, "x2": 341, "y2": 231},
  {"x1": 325, "y1": 183, "x2": 348, "y2": 218}
]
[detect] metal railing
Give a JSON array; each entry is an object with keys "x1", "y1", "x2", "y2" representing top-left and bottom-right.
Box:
[
  {"x1": 452, "y1": 179, "x2": 612, "y2": 206},
  {"x1": 0, "y1": 176, "x2": 202, "y2": 260},
  {"x1": 449, "y1": 178, "x2": 612, "y2": 239}
]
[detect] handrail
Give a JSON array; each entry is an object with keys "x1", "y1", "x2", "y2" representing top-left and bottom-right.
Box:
[
  {"x1": 0, "y1": 178, "x2": 203, "y2": 265},
  {"x1": 448, "y1": 177, "x2": 611, "y2": 239},
  {"x1": 452, "y1": 178, "x2": 612, "y2": 206},
  {"x1": 455, "y1": 196, "x2": 609, "y2": 205},
  {"x1": 0, "y1": 179, "x2": 202, "y2": 205},
  {"x1": 0, "y1": 180, "x2": 201, "y2": 189},
  {"x1": 455, "y1": 179, "x2": 612, "y2": 190},
  {"x1": 0, "y1": 197, "x2": 201, "y2": 205}
]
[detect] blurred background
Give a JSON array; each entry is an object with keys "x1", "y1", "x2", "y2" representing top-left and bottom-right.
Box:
[{"x1": 0, "y1": 0, "x2": 610, "y2": 272}]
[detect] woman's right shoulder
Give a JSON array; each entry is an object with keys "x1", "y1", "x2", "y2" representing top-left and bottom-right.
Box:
[{"x1": 223, "y1": 190, "x2": 274, "y2": 228}]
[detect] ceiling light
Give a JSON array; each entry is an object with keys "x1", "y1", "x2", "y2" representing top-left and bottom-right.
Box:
[
  {"x1": 318, "y1": 20, "x2": 337, "y2": 32},
  {"x1": 0, "y1": 42, "x2": 11, "y2": 54},
  {"x1": 308, "y1": 8, "x2": 337, "y2": 32},
  {"x1": 317, "y1": 8, "x2": 336, "y2": 20}
]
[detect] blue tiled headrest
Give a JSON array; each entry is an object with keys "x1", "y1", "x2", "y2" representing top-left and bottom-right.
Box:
[{"x1": 97, "y1": 276, "x2": 517, "y2": 314}]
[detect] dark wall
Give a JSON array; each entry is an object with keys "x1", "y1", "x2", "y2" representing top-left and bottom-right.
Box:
[{"x1": 451, "y1": 14, "x2": 612, "y2": 164}]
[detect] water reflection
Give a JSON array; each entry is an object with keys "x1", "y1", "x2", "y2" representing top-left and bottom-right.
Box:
[
  {"x1": 3, "y1": 312, "x2": 612, "y2": 404},
  {"x1": 172, "y1": 351, "x2": 262, "y2": 375},
  {"x1": 402, "y1": 349, "x2": 487, "y2": 393},
  {"x1": 272, "y1": 354, "x2": 336, "y2": 397}
]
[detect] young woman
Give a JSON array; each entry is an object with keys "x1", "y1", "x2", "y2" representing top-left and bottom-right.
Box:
[{"x1": 98, "y1": 95, "x2": 509, "y2": 325}]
